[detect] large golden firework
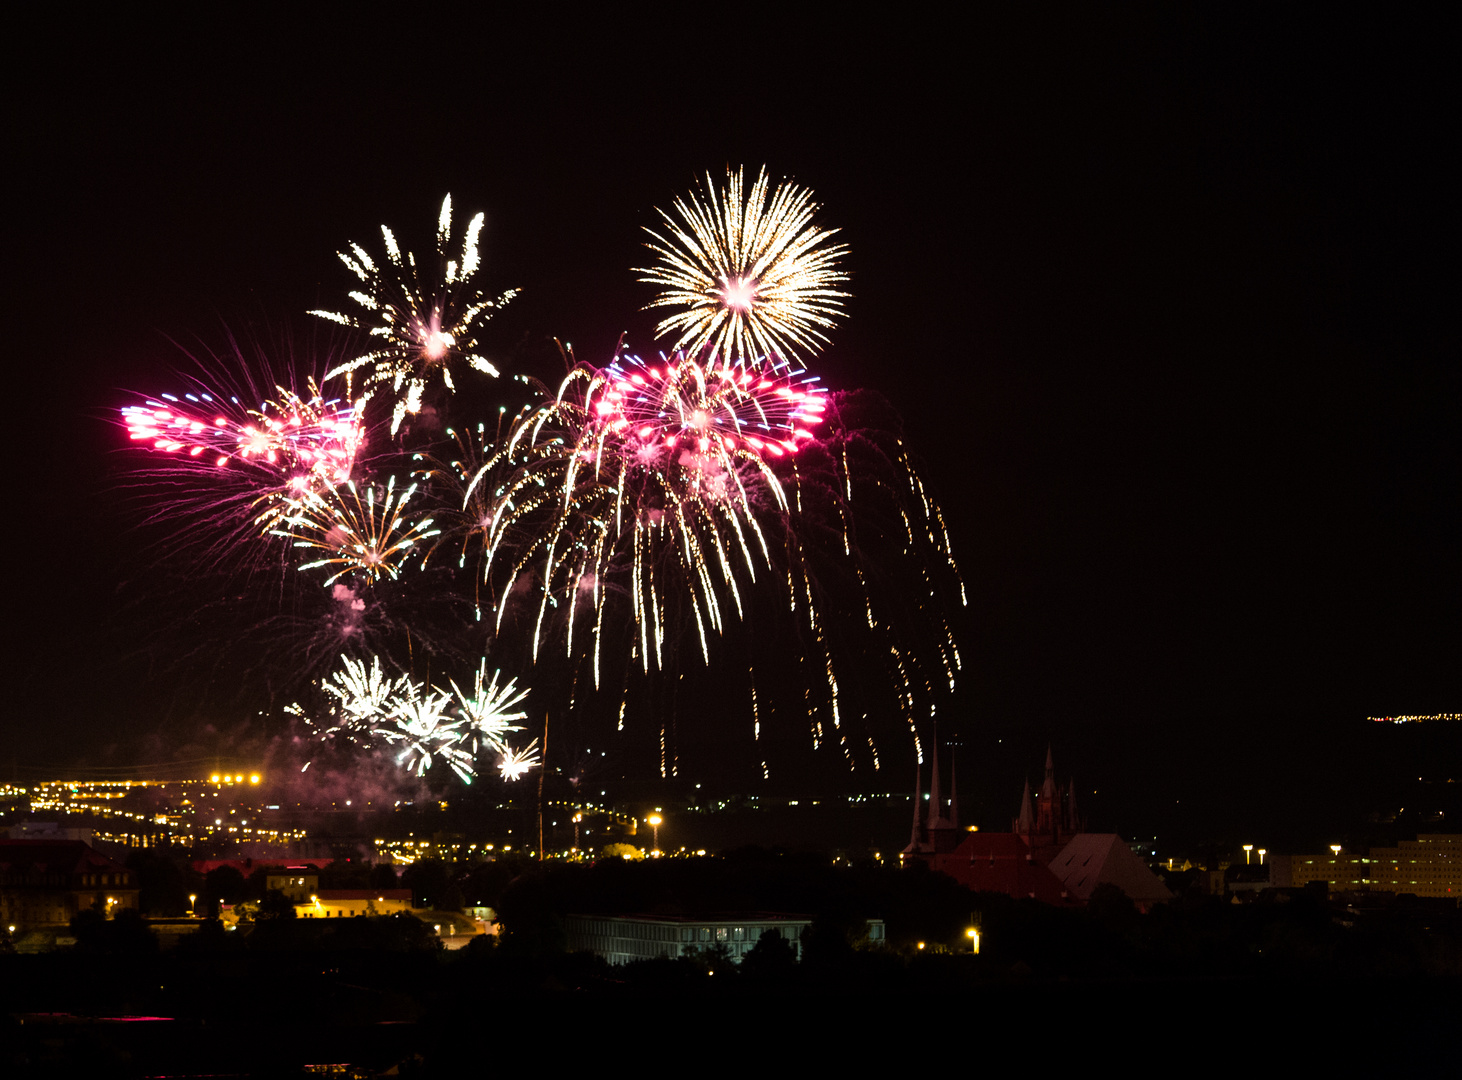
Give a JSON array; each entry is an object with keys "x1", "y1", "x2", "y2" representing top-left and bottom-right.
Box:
[{"x1": 638, "y1": 167, "x2": 849, "y2": 364}]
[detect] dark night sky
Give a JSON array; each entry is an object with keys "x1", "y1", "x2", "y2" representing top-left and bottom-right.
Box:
[{"x1": 6, "y1": 10, "x2": 1458, "y2": 848}]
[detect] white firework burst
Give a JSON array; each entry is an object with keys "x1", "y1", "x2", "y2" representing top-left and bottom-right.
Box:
[
  {"x1": 497, "y1": 738, "x2": 541, "y2": 782},
  {"x1": 449, "y1": 659, "x2": 530, "y2": 756},
  {"x1": 313, "y1": 195, "x2": 519, "y2": 434}
]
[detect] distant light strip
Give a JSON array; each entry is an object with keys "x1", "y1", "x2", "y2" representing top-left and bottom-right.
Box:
[{"x1": 1368, "y1": 714, "x2": 1461, "y2": 723}]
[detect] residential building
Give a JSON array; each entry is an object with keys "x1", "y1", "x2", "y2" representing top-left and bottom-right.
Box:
[{"x1": 0, "y1": 839, "x2": 140, "y2": 928}]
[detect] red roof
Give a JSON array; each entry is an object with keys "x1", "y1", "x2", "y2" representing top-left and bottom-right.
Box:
[
  {"x1": 0, "y1": 839, "x2": 128, "y2": 875},
  {"x1": 930, "y1": 832, "x2": 1078, "y2": 905},
  {"x1": 191, "y1": 858, "x2": 321, "y2": 875}
]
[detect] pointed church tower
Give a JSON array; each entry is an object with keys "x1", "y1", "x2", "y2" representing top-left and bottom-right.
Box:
[
  {"x1": 901, "y1": 759, "x2": 931, "y2": 863},
  {"x1": 1036, "y1": 745, "x2": 1060, "y2": 839},
  {"x1": 927, "y1": 733, "x2": 953, "y2": 831},
  {"x1": 948, "y1": 759, "x2": 959, "y2": 832},
  {"x1": 1015, "y1": 779, "x2": 1035, "y2": 835},
  {"x1": 927, "y1": 736, "x2": 943, "y2": 829}
]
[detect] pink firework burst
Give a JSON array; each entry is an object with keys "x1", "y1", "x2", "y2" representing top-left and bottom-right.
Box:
[
  {"x1": 587, "y1": 349, "x2": 828, "y2": 463},
  {"x1": 121, "y1": 380, "x2": 363, "y2": 499}
]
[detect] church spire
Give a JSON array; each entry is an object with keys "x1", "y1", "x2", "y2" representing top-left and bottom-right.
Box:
[
  {"x1": 927, "y1": 728, "x2": 943, "y2": 830},
  {"x1": 1016, "y1": 779, "x2": 1034, "y2": 835},
  {"x1": 948, "y1": 758, "x2": 959, "y2": 831},
  {"x1": 908, "y1": 760, "x2": 923, "y2": 845}
]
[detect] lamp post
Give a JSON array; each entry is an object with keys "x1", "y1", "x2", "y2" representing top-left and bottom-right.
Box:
[
  {"x1": 1243, "y1": 844, "x2": 1253, "y2": 864},
  {"x1": 966, "y1": 927, "x2": 980, "y2": 954},
  {"x1": 647, "y1": 813, "x2": 662, "y2": 855}
]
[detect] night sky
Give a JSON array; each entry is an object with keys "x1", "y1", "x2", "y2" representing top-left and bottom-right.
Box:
[{"x1": 8, "y1": 10, "x2": 1458, "y2": 849}]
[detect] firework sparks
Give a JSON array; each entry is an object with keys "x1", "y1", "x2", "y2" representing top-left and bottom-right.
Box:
[
  {"x1": 449, "y1": 658, "x2": 530, "y2": 755},
  {"x1": 465, "y1": 356, "x2": 790, "y2": 682},
  {"x1": 313, "y1": 195, "x2": 519, "y2": 434},
  {"x1": 121, "y1": 380, "x2": 361, "y2": 488},
  {"x1": 497, "y1": 737, "x2": 540, "y2": 781},
  {"x1": 591, "y1": 349, "x2": 828, "y2": 466},
  {"x1": 278, "y1": 476, "x2": 440, "y2": 586},
  {"x1": 121, "y1": 379, "x2": 364, "y2": 539},
  {"x1": 294, "y1": 653, "x2": 538, "y2": 784},
  {"x1": 638, "y1": 167, "x2": 849, "y2": 363},
  {"x1": 320, "y1": 653, "x2": 409, "y2": 733},
  {"x1": 375, "y1": 682, "x2": 475, "y2": 782}
]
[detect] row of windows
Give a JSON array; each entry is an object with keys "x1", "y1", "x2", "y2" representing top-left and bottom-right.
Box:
[{"x1": 575, "y1": 919, "x2": 808, "y2": 944}]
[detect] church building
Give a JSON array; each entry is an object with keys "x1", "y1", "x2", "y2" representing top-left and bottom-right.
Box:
[{"x1": 901, "y1": 745, "x2": 1171, "y2": 910}]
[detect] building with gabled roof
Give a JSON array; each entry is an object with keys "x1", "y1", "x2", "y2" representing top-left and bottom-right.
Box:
[
  {"x1": 932, "y1": 830, "x2": 1078, "y2": 905},
  {"x1": 1047, "y1": 833, "x2": 1172, "y2": 909},
  {"x1": 0, "y1": 839, "x2": 140, "y2": 929},
  {"x1": 902, "y1": 745, "x2": 1168, "y2": 910}
]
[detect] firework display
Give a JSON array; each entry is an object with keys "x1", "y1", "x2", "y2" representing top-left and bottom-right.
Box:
[
  {"x1": 290, "y1": 653, "x2": 533, "y2": 783},
  {"x1": 121, "y1": 380, "x2": 361, "y2": 493},
  {"x1": 638, "y1": 167, "x2": 849, "y2": 364},
  {"x1": 592, "y1": 349, "x2": 828, "y2": 463},
  {"x1": 312, "y1": 195, "x2": 519, "y2": 434},
  {"x1": 277, "y1": 475, "x2": 440, "y2": 586},
  {"x1": 460, "y1": 352, "x2": 794, "y2": 679},
  {"x1": 120, "y1": 172, "x2": 965, "y2": 788},
  {"x1": 117, "y1": 353, "x2": 371, "y2": 576}
]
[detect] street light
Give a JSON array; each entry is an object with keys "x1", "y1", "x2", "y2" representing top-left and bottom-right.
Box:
[
  {"x1": 1330, "y1": 844, "x2": 1342, "y2": 855},
  {"x1": 647, "y1": 813, "x2": 662, "y2": 855},
  {"x1": 1257, "y1": 848, "x2": 1266, "y2": 865},
  {"x1": 966, "y1": 928, "x2": 980, "y2": 954},
  {"x1": 1243, "y1": 844, "x2": 1254, "y2": 864}
]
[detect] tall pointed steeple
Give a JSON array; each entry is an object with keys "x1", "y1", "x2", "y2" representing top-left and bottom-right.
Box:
[
  {"x1": 906, "y1": 760, "x2": 924, "y2": 848},
  {"x1": 948, "y1": 759, "x2": 959, "y2": 831},
  {"x1": 927, "y1": 728, "x2": 944, "y2": 829},
  {"x1": 1016, "y1": 779, "x2": 1034, "y2": 835},
  {"x1": 1037, "y1": 744, "x2": 1060, "y2": 837}
]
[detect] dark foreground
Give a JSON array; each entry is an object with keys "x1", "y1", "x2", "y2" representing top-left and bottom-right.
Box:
[{"x1": 5, "y1": 853, "x2": 1461, "y2": 1074}]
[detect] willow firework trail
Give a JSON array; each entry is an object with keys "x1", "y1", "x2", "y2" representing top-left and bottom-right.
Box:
[
  {"x1": 313, "y1": 195, "x2": 519, "y2": 434},
  {"x1": 638, "y1": 167, "x2": 849, "y2": 364},
  {"x1": 462, "y1": 349, "x2": 808, "y2": 684}
]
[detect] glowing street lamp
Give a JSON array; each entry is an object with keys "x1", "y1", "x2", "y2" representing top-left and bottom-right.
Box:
[
  {"x1": 1330, "y1": 844, "x2": 1342, "y2": 856},
  {"x1": 1243, "y1": 844, "x2": 1254, "y2": 864},
  {"x1": 1257, "y1": 848, "x2": 1267, "y2": 865},
  {"x1": 647, "y1": 813, "x2": 663, "y2": 855},
  {"x1": 966, "y1": 927, "x2": 981, "y2": 954}
]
